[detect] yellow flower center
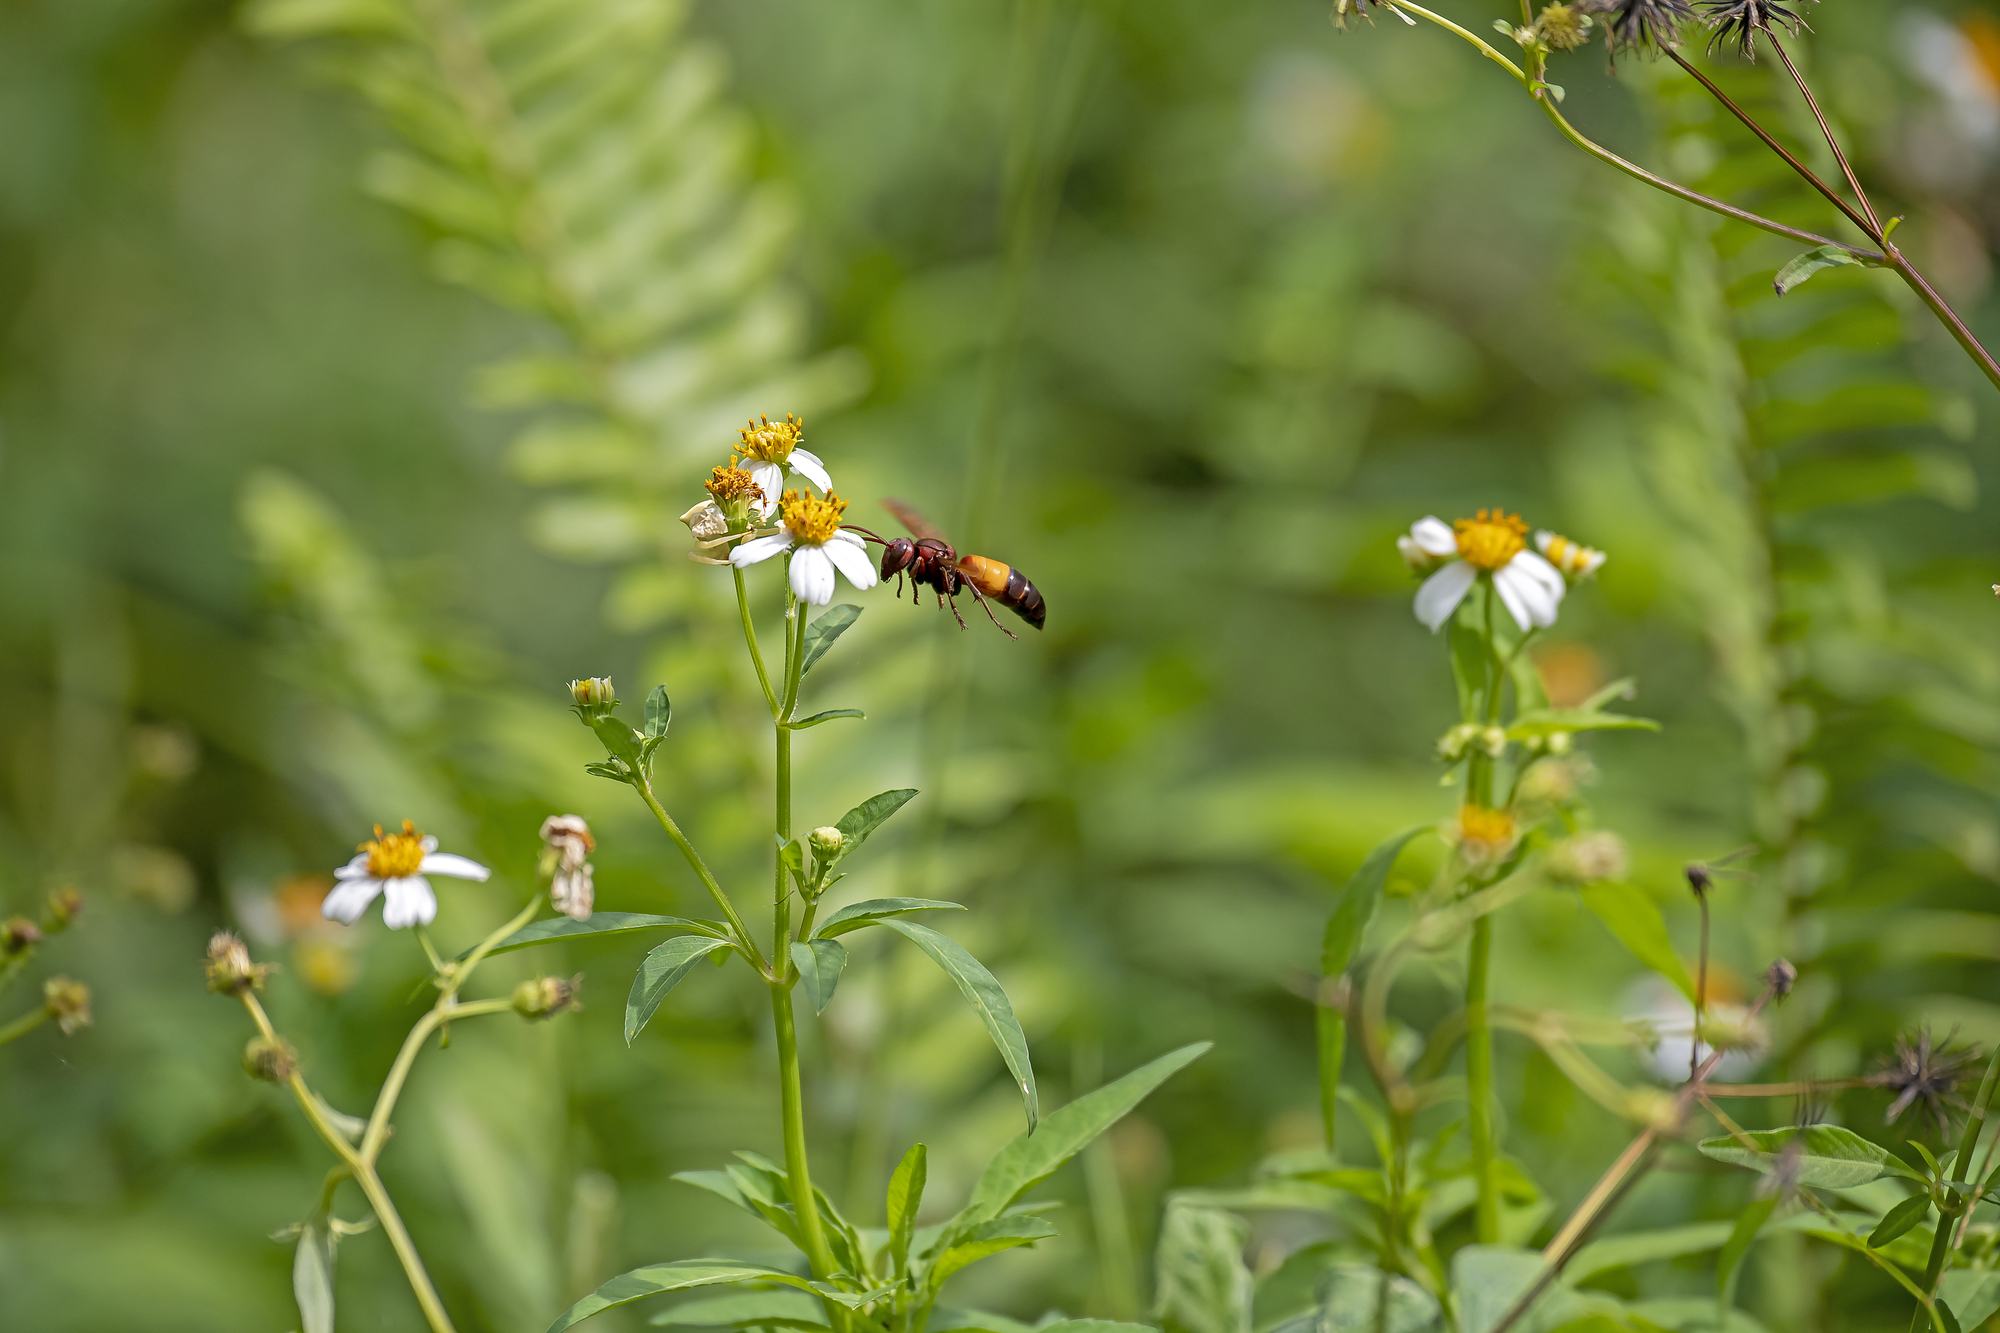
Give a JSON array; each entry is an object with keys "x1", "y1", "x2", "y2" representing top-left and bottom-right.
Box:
[
  {"x1": 1454, "y1": 509, "x2": 1528, "y2": 571},
  {"x1": 705, "y1": 465, "x2": 765, "y2": 506},
  {"x1": 780, "y1": 489, "x2": 847, "y2": 545},
  {"x1": 1458, "y1": 805, "x2": 1516, "y2": 851},
  {"x1": 734, "y1": 412, "x2": 803, "y2": 465},
  {"x1": 361, "y1": 821, "x2": 427, "y2": 878},
  {"x1": 1539, "y1": 532, "x2": 1600, "y2": 578}
]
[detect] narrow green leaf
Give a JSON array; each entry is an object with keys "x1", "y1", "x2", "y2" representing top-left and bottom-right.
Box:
[
  {"x1": 480, "y1": 912, "x2": 726, "y2": 958},
  {"x1": 1505, "y1": 708, "x2": 1659, "y2": 740},
  {"x1": 814, "y1": 897, "x2": 966, "y2": 939},
  {"x1": 1567, "y1": 1222, "x2": 1733, "y2": 1283},
  {"x1": 1036, "y1": 1323, "x2": 1156, "y2": 1333},
  {"x1": 1717, "y1": 1193, "x2": 1777, "y2": 1305},
  {"x1": 927, "y1": 1215, "x2": 1058, "y2": 1288},
  {"x1": 1697, "y1": 1125, "x2": 1890, "y2": 1190},
  {"x1": 788, "y1": 708, "x2": 865, "y2": 729},
  {"x1": 1869, "y1": 1194, "x2": 1931, "y2": 1249},
  {"x1": 1578, "y1": 883, "x2": 1698, "y2": 1002},
  {"x1": 626, "y1": 936, "x2": 736, "y2": 1043},
  {"x1": 643, "y1": 684, "x2": 672, "y2": 738},
  {"x1": 953, "y1": 1042, "x2": 1209, "y2": 1234},
  {"x1": 800, "y1": 604, "x2": 862, "y2": 675},
  {"x1": 826, "y1": 788, "x2": 919, "y2": 865},
  {"x1": 293, "y1": 1219, "x2": 336, "y2": 1333},
  {"x1": 1447, "y1": 619, "x2": 1486, "y2": 722},
  {"x1": 646, "y1": 1289, "x2": 826, "y2": 1328},
  {"x1": 789, "y1": 939, "x2": 847, "y2": 1014},
  {"x1": 1319, "y1": 828, "x2": 1424, "y2": 1154},
  {"x1": 878, "y1": 919, "x2": 1037, "y2": 1129},
  {"x1": 545, "y1": 1261, "x2": 787, "y2": 1331},
  {"x1": 886, "y1": 1142, "x2": 927, "y2": 1278},
  {"x1": 1774, "y1": 243, "x2": 1879, "y2": 297},
  {"x1": 584, "y1": 761, "x2": 628, "y2": 783}
]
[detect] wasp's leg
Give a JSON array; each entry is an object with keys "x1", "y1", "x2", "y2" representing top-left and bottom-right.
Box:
[
  {"x1": 968, "y1": 585, "x2": 1018, "y2": 640},
  {"x1": 943, "y1": 592, "x2": 968, "y2": 630}
]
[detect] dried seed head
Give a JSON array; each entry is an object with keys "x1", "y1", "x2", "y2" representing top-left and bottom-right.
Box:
[
  {"x1": 1698, "y1": 0, "x2": 1813, "y2": 59},
  {"x1": 44, "y1": 887, "x2": 83, "y2": 932},
  {"x1": 1876, "y1": 1030, "x2": 1977, "y2": 1135},
  {"x1": 1685, "y1": 863, "x2": 1713, "y2": 896},
  {"x1": 205, "y1": 931, "x2": 270, "y2": 995},
  {"x1": 243, "y1": 1034, "x2": 298, "y2": 1083},
  {"x1": 1764, "y1": 958, "x2": 1797, "y2": 1000},
  {"x1": 1581, "y1": 0, "x2": 1695, "y2": 55},
  {"x1": 1537, "y1": 3, "x2": 1594, "y2": 51},
  {"x1": 3, "y1": 917, "x2": 43, "y2": 955},
  {"x1": 43, "y1": 976, "x2": 92, "y2": 1035}
]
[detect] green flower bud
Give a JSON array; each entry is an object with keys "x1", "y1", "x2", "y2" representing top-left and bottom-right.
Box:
[
  {"x1": 243, "y1": 1034, "x2": 297, "y2": 1082},
  {"x1": 205, "y1": 931, "x2": 270, "y2": 995},
  {"x1": 513, "y1": 975, "x2": 582, "y2": 1021},
  {"x1": 43, "y1": 976, "x2": 92, "y2": 1036},
  {"x1": 569, "y1": 677, "x2": 616, "y2": 712},
  {"x1": 43, "y1": 887, "x2": 83, "y2": 932},
  {"x1": 808, "y1": 826, "x2": 845, "y2": 859}
]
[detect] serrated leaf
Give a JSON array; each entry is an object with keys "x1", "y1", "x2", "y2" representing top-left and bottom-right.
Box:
[
  {"x1": 800, "y1": 604, "x2": 862, "y2": 675},
  {"x1": 481, "y1": 912, "x2": 726, "y2": 957},
  {"x1": 1773, "y1": 244, "x2": 1879, "y2": 296},
  {"x1": 951, "y1": 1042, "x2": 1209, "y2": 1236},
  {"x1": 626, "y1": 936, "x2": 737, "y2": 1043},
  {"x1": 788, "y1": 708, "x2": 865, "y2": 729},
  {"x1": 1697, "y1": 1125, "x2": 1890, "y2": 1190},
  {"x1": 789, "y1": 939, "x2": 846, "y2": 1014},
  {"x1": 887, "y1": 1142, "x2": 927, "y2": 1278},
  {"x1": 643, "y1": 684, "x2": 671, "y2": 738},
  {"x1": 878, "y1": 919, "x2": 1036, "y2": 1128},
  {"x1": 814, "y1": 897, "x2": 966, "y2": 939}
]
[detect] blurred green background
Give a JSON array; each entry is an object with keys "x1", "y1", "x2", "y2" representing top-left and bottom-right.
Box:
[{"x1": 2, "y1": 0, "x2": 1998, "y2": 1327}]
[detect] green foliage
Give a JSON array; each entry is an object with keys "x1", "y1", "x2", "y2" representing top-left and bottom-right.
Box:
[
  {"x1": 625, "y1": 935, "x2": 736, "y2": 1042},
  {"x1": 878, "y1": 918, "x2": 1038, "y2": 1129},
  {"x1": 1696, "y1": 1125, "x2": 1892, "y2": 1190}
]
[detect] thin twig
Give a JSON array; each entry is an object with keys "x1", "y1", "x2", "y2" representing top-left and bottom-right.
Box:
[{"x1": 1765, "y1": 36, "x2": 1881, "y2": 235}]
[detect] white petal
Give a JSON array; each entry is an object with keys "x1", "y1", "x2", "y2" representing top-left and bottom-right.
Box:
[
  {"x1": 741, "y1": 461, "x2": 783, "y2": 514},
  {"x1": 787, "y1": 449, "x2": 832, "y2": 492},
  {"x1": 822, "y1": 535, "x2": 879, "y2": 591},
  {"x1": 1491, "y1": 566, "x2": 1537, "y2": 634},
  {"x1": 1413, "y1": 561, "x2": 1476, "y2": 632},
  {"x1": 828, "y1": 528, "x2": 866, "y2": 548},
  {"x1": 1511, "y1": 549, "x2": 1568, "y2": 602},
  {"x1": 322, "y1": 877, "x2": 383, "y2": 924},
  {"x1": 730, "y1": 533, "x2": 794, "y2": 568},
  {"x1": 1410, "y1": 516, "x2": 1457, "y2": 556},
  {"x1": 789, "y1": 545, "x2": 837, "y2": 606},
  {"x1": 419, "y1": 851, "x2": 491, "y2": 881},
  {"x1": 333, "y1": 854, "x2": 371, "y2": 880},
  {"x1": 419, "y1": 835, "x2": 439, "y2": 852},
  {"x1": 1534, "y1": 529, "x2": 1555, "y2": 555},
  {"x1": 380, "y1": 877, "x2": 437, "y2": 929}
]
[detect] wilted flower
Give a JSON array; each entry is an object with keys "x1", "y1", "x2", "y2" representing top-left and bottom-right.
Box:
[
  {"x1": 1456, "y1": 805, "x2": 1519, "y2": 863},
  {"x1": 1535, "y1": 530, "x2": 1607, "y2": 581},
  {"x1": 540, "y1": 815, "x2": 596, "y2": 921},
  {"x1": 1546, "y1": 830, "x2": 1630, "y2": 884},
  {"x1": 243, "y1": 1034, "x2": 298, "y2": 1083},
  {"x1": 1875, "y1": 1030, "x2": 1977, "y2": 1134},
  {"x1": 1699, "y1": 0, "x2": 1812, "y2": 58},
  {"x1": 43, "y1": 976, "x2": 91, "y2": 1035},
  {"x1": 732, "y1": 414, "x2": 829, "y2": 517},
  {"x1": 1582, "y1": 0, "x2": 1694, "y2": 54},
  {"x1": 3, "y1": 917, "x2": 41, "y2": 955},
  {"x1": 513, "y1": 974, "x2": 582, "y2": 1020},
  {"x1": 730, "y1": 491, "x2": 880, "y2": 607},
  {"x1": 205, "y1": 931, "x2": 271, "y2": 995},
  {"x1": 1331, "y1": 0, "x2": 1412, "y2": 30},
  {"x1": 1399, "y1": 511, "x2": 1568, "y2": 634},
  {"x1": 323, "y1": 821, "x2": 492, "y2": 930}
]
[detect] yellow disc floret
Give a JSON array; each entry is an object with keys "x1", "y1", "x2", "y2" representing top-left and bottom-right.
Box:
[
  {"x1": 1539, "y1": 531, "x2": 1605, "y2": 579},
  {"x1": 734, "y1": 413, "x2": 804, "y2": 464},
  {"x1": 361, "y1": 821, "x2": 427, "y2": 878},
  {"x1": 779, "y1": 490, "x2": 848, "y2": 545},
  {"x1": 705, "y1": 465, "x2": 765, "y2": 506},
  {"x1": 1454, "y1": 509, "x2": 1528, "y2": 571},
  {"x1": 1457, "y1": 805, "x2": 1518, "y2": 857}
]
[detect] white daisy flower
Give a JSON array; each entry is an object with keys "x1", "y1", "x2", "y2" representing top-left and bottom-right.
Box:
[
  {"x1": 323, "y1": 820, "x2": 491, "y2": 930},
  {"x1": 729, "y1": 490, "x2": 879, "y2": 607},
  {"x1": 732, "y1": 413, "x2": 829, "y2": 517},
  {"x1": 1535, "y1": 530, "x2": 1607, "y2": 581},
  {"x1": 1399, "y1": 509, "x2": 1567, "y2": 635}
]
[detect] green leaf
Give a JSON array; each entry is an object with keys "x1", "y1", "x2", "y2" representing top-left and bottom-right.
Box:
[
  {"x1": 1152, "y1": 1203, "x2": 1251, "y2": 1333},
  {"x1": 789, "y1": 939, "x2": 846, "y2": 1014},
  {"x1": 546, "y1": 1261, "x2": 885, "y2": 1332},
  {"x1": 1452, "y1": 1246, "x2": 1554, "y2": 1333},
  {"x1": 814, "y1": 897, "x2": 966, "y2": 939},
  {"x1": 878, "y1": 919, "x2": 1037, "y2": 1129},
  {"x1": 1036, "y1": 1323, "x2": 1157, "y2": 1333},
  {"x1": 1939, "y1": 1271, "x2": 2000, "y2": 1330},
  {"x1": 1773, "y1": 244, "x2": 1880, "y2": 297},
  {"x1": 646, "y1": 1289, "x2": 826, "y2": 1328},
  {"x1": 1319, "y1": 828, "x2": 1424, "y2": 1153},
  {"x1": 1447, "y1": 619, "x2": 1487, "y2": 723},
  {"x1": 292, "y1": 1218, "x2": 336, "y2": 1333},
  {"x1": 800, "y1": 604, "x2": 862, "y2": 675},
  {"x1": 590, "y1": 714, "x2": 643, "y2": 764},
  {"x1": 927, "y1": 1215, "x2": 1058, "y2": 1288},
  {"x1": 789, "y1": 708, "x2": 865, "y2": 729},
  {"x1": 1697, "y1": 1125, "x2": 1890, "y2": 1190},
  {"x1": 626, "y1": 936, "x2": 737, "y2": 1043},
  {"x1": 1577, "y1": 884, "x2": 1697, "y2": 1002},
  {"x1": 825, "y1": 788, "x2": 919, "y2": 866},
  {"x1": 643, "y1": 684, "x2": 672, "y2": 738},
  {"x1": 584, "y1": 761, "x2": 628, "y2": 783},
  {"x1": 1505, "y1": 708, "x2": 1659, "y2": 741},
  {"x1": 952, "y1": 1042, "x2": 1208, "y2": 1235},
  {"x1": 1567, "y1": 1222, "x2": 1733, "y2": 1284},
  {"x1": 481, "y1": 912, "x2": 726, "y2": 958},
  {"x1": 1717, "y1": 1193, "x2": 1777, "y2": 1305},
  {"x1": 1869, "y1": 1194, "x2": 1931, "y2": 1249},
  {"x1": 1316, "y1": 1265, "x2": 1443, "y2": 1333},
  {"x1": 886, "y1": 1142, "x2": 927, "y2": 1279}
]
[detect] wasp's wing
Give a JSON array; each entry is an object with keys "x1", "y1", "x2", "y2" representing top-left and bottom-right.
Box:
[{"x1": 881, "y1": 497, "x2": 948, "y2": 543}]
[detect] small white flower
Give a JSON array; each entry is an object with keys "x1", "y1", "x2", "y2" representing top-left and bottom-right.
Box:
[
  {"x1": 732, "y1": 413, "x2": 829, "y2": 517},
  {"x1": 540, "y1": 814, "x2": 596, "y2": 920},
  {"x1": 730, "y1": 490, "x2": 879, "y2": 607},
  {"x1": 323, "y1": 820, "x2": 491, "y2": 930},
  {"x1": 1399, "y1": 509, "x2": 1566, "y2": 634},
  {"x1": 1535, "y1": 530, "x2": 1607, "y2": 581}
]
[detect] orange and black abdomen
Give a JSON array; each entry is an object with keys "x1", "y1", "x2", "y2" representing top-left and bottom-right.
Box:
[{"x1": 957, "y1": 555, "x2": 1046, "y2": 630}]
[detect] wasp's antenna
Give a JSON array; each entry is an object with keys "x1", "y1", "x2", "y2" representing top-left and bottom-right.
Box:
[{"x1": 842, "y1": 523, "x2": 890, "y2": 547}]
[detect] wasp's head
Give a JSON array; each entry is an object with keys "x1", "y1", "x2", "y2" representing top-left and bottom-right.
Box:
[{"x1": 879, "y1": 537, "x2": 918, "y2": 579}]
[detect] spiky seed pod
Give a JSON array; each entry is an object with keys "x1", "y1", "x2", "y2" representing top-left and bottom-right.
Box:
[
  {"x1": 1698, "y1": 0, "x2": 1813, "y2": 59},
  {"x1": 1581, "y1": 0, "x2": 1695, "y2": 55},
  {"x1": 1875, "y1": 1031, "x2": 1977, "y2": 1135}
]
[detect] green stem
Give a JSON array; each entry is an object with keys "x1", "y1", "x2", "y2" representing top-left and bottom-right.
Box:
[
  {"x1": 1912, "y1": 1047, "x2": 2000, "y2": 1327},
  {"x1": 358, "y1": 998, "x2": 514, "y2": 1166},
  {"x1": 634, "y1": 777, "x2": 768, "y2": 974},
  {"x1": 1467, "y1": 914, "x2": 1501, "y2": 1244},
  {"x1": 736, "y1": 568, "x2": 780, "y2": 717},
  {"x1": 773, "y1": 981, "x2": 840, "y2": 1278},
  {"x1": 0, "y1": 1006, "x2": 49, "y2": 1045}
]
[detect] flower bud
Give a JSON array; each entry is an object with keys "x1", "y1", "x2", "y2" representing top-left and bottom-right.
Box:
[
  {"x1": 1535, "y1": 3, "x2": 1591, "y2": 51},
  {"x1": 1478, "y1": 726, "x2": 1508, "y2": 759},
  {"x1": 1765, "y1": 958, "x2": 1797, "y2": 1001},
  {"x1": 3, "y1": 917, "x2": 43, "y2": 956},
  {"x1": 205, "y1": 931, "x2": 270, "y2": 995},
  {"x1": 1545, "y1": 831, "x2": 1629, "y2": 886},
  {"x1": 243, "y1": 1034, "x2": 297, "y2": 1083},
  {"x1": 513, "y1": 975, "x2": 582, "y2": 1021},
  {"x1": 808, "y1": 826, "x2": 845, "y2": 860},
  {"x1": 43, "y1": 887, "x2": 83, "y2": 932},
  {"x1": 568, "y1": 676, "x2": 616, "y2": 713},
  {"x1": 43, "y1": 976, "x2": 91, "y2": 1035}
]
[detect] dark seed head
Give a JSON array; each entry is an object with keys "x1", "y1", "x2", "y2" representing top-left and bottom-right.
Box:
[
  {"x1": 1580, "y1": 0, "x2": 1695, "y2": 56},
  {"x1": 1697, "y1": 0, "x2": 1814, "y2": 59},
  {"x1": 1685, "y1": 863, "x2": 1713, "y2": 896},
  {"x1": 1874, "y1": 1030, "x2": 1978, "y2": 1136}
]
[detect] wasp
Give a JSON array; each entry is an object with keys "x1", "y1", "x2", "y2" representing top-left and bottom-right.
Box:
[{"x1": 852, "y1": 499, "x2": 1046, "y2": 637}]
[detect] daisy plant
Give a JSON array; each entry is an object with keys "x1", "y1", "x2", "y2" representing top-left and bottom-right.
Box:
[
  {"x1": 501, "y1": 412, "x2": 1204, "y2": 1333},
  {"x1": 0, "y1": 888, "x2": 89, "y2": 1049},
  {"x1": 208, "y1": 819, "x2": 591, "y2": 1333}
]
